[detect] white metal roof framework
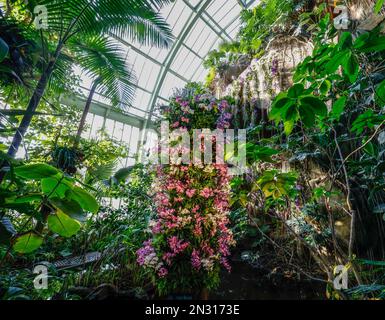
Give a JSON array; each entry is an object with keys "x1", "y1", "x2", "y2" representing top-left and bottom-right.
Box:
[{"x1": 77, "y1": 0, "x2": 257, "y2": 170}]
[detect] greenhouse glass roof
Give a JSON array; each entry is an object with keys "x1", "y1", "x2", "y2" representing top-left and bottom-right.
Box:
[
  {"x1": 73, "y1": 0, "x2": 258, "y2": 172},
  {"x1": 79, "y1": 0, "x2": 257, "y2": 120},
  {"x1": 114, "y1": 0, "x2": 257, "y2": 121}
]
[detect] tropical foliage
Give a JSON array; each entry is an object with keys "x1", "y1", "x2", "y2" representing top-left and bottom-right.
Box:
[
  {"x1": 137, "y1": 91, "x2": 236, "y2": 295},
  {"x1": 2, "y1": 0, "x2": 385, "y2": 302}
]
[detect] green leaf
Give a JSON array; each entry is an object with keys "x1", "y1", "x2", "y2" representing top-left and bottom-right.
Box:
[
  {"x1": 273, "y1": 100, "x2": 295, "y2": 124},
  {"x1": 325, "y1": 49, "x2": 350, "y2": 74},
  {"x1": 300, "y1": 96, "x2": 328, "y2": 116},
  {"x1": 254, "y1": 146, "x2": 280, "y2": 159},
  {"x1": 247, "y1": 145, "x2": 280, "y2": 163},
  {"x1": 257, "y1": 170, "x2": 298, "y2": 199},
  {"x1": 224, "y1": 142, "x2": 236, "y2": 162},
  {"x1": 353, "y1": 33, "x2": 371, "y2": 49},
  {"x1": 363, "y1": 141, "x2": 376, "y2": 157},
  {"x1": 284, "y1": 120, "x2": 295, "y2": 135},
  {"x1": 13, "y1": 232, "x2": 43, "y2": 254},
  {"x1": 331, "y1": 96, "x2": 347, "y2": 120},
  {"x1": 0, "y1": 202, "x2": 35, "y2": 216},
  {"x1": 250, "y1": 38, "x2": 262, "y2": 51},
  {"x1": 351, "y1": 110, "x2": 385, "y2": 134},
  {"x1": 113, "y1": 166, "x2": 134, "y2": 183},
  {"x1": 319, "y1": 13, "x2": 330, "y2": 30},
  {"x1": 358, "y1": 36, "x2": 385, "y2": 53},
  {"x1": 269, "y1": 94, "x2": 291, "y2": 122},
  {"x1": 375, "y1": 79, "x2": 385, "y2": 106},
  {"x1": 283, "y1": 103, "x2": 298, "y2": 120},
  {"x1": 48, "y1": 211, "x2": 81, "y2": 238},
  {"x1": 49, "y1": 197, "x2": 86, "y2": 222},
  {"x1": 375, "y1": 0, "x2": 385, "y2": 14},
  {"x1": 342, "y1": 51, "x2": 359, "y2": 83},
  {"x1": 68, "y1": 187, "x2": 99, "y2": 214},
  {"x1": 279, "y1": 102, "x2": 299, "y2": 135},
  {"x1": 41, "y1": 177, "x2": 72, "y2": 198},
  {"x1": 7, "y1": 194, "x2": 43, "y2": 204},
  {"x1": 338, "y1": 32, "x2": 353, "y2": 50},
  {"x1": 319, "y1": 79, "x2": 331, "y2": 95},
  {"x1": 14, "y1": 163, "x2": 59, "y2": 180},
  {"x1": 299, "y1": 104, "x2": 316, "y2": 128},
  {"x1": 287, "y1": 83, "x2": 304, "y2": 98}
]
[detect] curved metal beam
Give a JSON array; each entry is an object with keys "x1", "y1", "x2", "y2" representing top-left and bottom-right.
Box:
[
  {"x1": 140, "y1": 0, "x2": 213, "y2": 141},
  {"x1": 138, "y1": 0, "x2": 259, "y2": 149}
]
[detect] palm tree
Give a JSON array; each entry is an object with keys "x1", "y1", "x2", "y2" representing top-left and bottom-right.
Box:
[
  {"x1": 3, "y1": 0, "x2": 173, "y2": 162},
  {"x1": 69, "y1": 36, "x2": 136, "y2": 147}
]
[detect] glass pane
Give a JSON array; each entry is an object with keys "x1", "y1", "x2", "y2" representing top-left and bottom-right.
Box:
[
  {"x1": 74, "y1": 0, "x2": 246, "y2": 158},
  {"x1": 90, "y1": 115, "x2": 104, "y2": 139},
  {"x1": 159, "y1": 72, "x2": 186, "y2": 99}
]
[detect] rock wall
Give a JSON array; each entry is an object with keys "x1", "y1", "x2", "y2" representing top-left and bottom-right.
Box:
[
  {"x1": 217, "y1": 35, "x2": 313, "y2": 128},
  {"x1": 345, "y1": 0, "x2": 385, "y2": 31}
]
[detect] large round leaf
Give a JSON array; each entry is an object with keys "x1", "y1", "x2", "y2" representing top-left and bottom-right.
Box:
[
  {"x1": 13, "y1": 232, "x2": 43, "y2": 254},
  {"x1": 41, "y1": 177, "x2": 72, "y2": 198},
  {"x1": 15, "y1": 163, "x2": 59, "y2": 180},
  {"x1": 49, "y1": 197, "x2": 86, "y2": 222},
  {"x1": 69, "y1": 187, "x2": 99, "y2": 214},
  {"x1": 7, "y1": 194, "x2": 43, "y2": 204},
  {"x1": 48, "y1": 211, "x2": 81, "y2": 237}
]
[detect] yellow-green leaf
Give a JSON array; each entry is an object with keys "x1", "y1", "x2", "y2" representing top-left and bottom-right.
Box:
[
  {"x1": 69, "y1": 187, "x2": 99, "y2": 214},
  {"x1": 48, "y1": 211, "x2": 81, "y2": 238},
  {"x1": 13, "y1": 232, "x2": 43, "y2": 254},
  {"x1": 14, "y1": 163, "x2": 59, "y2": 180}
]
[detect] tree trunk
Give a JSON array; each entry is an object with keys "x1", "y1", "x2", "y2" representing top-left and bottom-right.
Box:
[
  {"x1": 0, "y1": 42, "x2": 63, "y2": 183},
  {"x1": 74, "y1": 81, "x2": 98, "y2": 148},
  {"x1": 8, "y1": 43, "x2": 63, "y2": 158}
]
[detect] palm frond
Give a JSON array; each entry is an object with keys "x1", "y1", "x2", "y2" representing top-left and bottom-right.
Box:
[
  {"x1": 113, "y1": 166, "x2": 135, "y2": 183},
  {"x1": 69, "y1": 35, "x2": 136, "y2": 109},
  {"x1": 38, "y1": 0, "x2": 174, "y2": 48},
  {"x1": 49, "y1": 51, "x2": 77, "y2": 93},
  {"x1": 85, "y1": 160, "x2": 117, "y2": 186},
  {"x1": 347, "y1": 284, "x2": 385, "y2": 298}
]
